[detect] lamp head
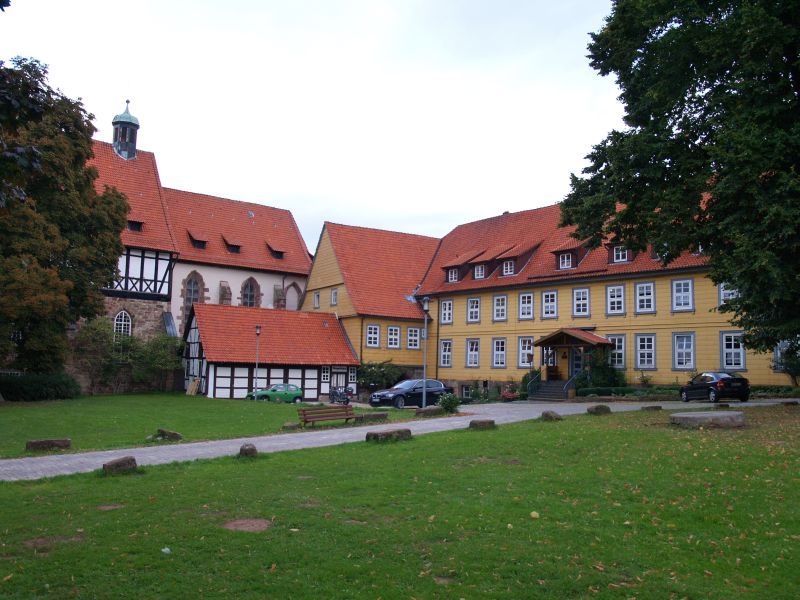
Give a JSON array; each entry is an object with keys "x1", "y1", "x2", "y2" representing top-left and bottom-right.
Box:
[
  {"x1": 255, "y1": 325, "x2": 262, "y2": 336},
  {"x1": 422, "y1": 296, "x2": 430, "y2": 312}
]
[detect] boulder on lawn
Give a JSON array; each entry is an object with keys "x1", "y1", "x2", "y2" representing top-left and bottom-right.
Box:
[
  {"x1": 282, "y1": 422, "x2": 300, "y2": 431},
  {"x1": 469, "y1": 419, "x2": 496, "y2": 430},
  {"x1": 641, "y1": 405, "x2": 662, "y2": 411},
  {"x1": 156, "y1": 428, "x2": 183, "y2": 441},
  {"x1": 670, "y1": 411, "x2": 745, "y2": 429},
  {"x1": 540, "y1": 411, "x2": 563, "y2": 422},
  {"x1": 25, "y1": 438, "x2": 71, "y2": 451},
  {"x1": 354, "y1": 412, "x2": 389, "y2": 424},
  {"x1": 416, "y1": 406, "x2": 444, "y2": 417},
  {"x1": 239, "y1": 443, "x2": 258, "y2": 457},
  {"x1": 587, "y1": 404, "x2": 611, "y2": 416},
  {"x1": 365, "y1": 429, "x2": 412, "y2": 443},
  {"x1": 103, "y1": 456, "x2": 138, "y2": 475}
]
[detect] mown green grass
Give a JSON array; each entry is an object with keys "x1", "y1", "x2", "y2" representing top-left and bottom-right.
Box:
[
  {"x1": 0, "y1": 393, "x2": 406, "y2": 458},
  {"x1": 1, "y1": 406, "x2": 798, "y2": 598}
]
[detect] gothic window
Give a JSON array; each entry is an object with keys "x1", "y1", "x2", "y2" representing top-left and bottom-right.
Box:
[
  {"x1": 183, "y1": 272, "x2": 204, "y2": 316},
  {"x1": 241, "y1": 278, "x2": 260, "y2": 307}
]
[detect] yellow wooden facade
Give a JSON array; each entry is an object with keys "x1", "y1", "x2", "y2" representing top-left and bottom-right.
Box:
[
  {"x1": 301, "y1": 229, "x2": 426, "y2": 371},
  {"x1": 426, "y1": 269, "x2": 789, "y2": 389}
]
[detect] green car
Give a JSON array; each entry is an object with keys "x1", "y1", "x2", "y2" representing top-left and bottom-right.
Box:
[{"x1": 246, "y1": 383, "x2": 305, "y2": 403}]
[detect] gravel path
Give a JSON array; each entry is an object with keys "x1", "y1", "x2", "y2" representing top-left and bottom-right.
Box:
[{"x1": 0, "y1": 400, "x2": 777, "y2": 482}]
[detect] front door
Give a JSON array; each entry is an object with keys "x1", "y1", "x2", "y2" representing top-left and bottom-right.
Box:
[{"x1": 569, "y1": 348, "x2": 584, "y2": 378}]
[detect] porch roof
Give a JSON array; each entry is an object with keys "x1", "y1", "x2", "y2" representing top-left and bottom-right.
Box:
[{"x1": 534, "y1": 328, "x2": 612, "y2": 348}]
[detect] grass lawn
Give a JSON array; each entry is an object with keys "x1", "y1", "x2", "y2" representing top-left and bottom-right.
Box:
[
  {"x1": 0, "y1": 393, "x2": 406, "y2": 458},
  {"x1": 1, "y1": 405, "x2": 798, "y2": 598}
]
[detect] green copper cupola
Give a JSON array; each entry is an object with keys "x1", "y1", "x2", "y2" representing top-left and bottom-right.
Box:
[{"x1": 112, "y1": 100, "x2": 140, "y2": 159}]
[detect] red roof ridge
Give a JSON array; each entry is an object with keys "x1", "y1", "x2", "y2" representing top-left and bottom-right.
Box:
[
  {"x1": 163, "y1": 186, "x2": 294, "y2": 215},
  {"x1": 324, "y1": 221, "x2": 439, "y2": 243}
]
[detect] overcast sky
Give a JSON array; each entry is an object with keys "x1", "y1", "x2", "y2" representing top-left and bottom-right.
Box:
[{"x1": 2, "y1": 0, "x2": 624, "y2": 250}]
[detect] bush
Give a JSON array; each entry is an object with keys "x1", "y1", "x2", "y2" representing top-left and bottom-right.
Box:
[
  {"x1": 437, "y1": 392, "x2": 460, "y2": 414},
  {"x1": 751, "y1": 385, "x2": 800, "y2": 398},
  {"x1": 357, "y1": 361, "x2": 406, "y2": 392},
  {"x1": 576, "y1": 386, "x2": 636, "y2": 397},
  {"x1": 573, "y1": 350, "x2": 626, "y2": 390},
  {"x1": 0, "y1": 373, "x2": 81, "y2": 401}
]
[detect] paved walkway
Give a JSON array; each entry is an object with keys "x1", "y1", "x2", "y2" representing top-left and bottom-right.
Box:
[{"x1": 0, "y1": 400, "x2": 778, "y2": 482}]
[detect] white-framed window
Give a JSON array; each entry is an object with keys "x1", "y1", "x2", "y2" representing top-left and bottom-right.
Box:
[
  {"x1": 612, "y1": 246, "x2": 629, "y2": 263},
  {"x1": 493, "y1": 295, "x2": 507, "y2": 321},
  {"x1": 502, "y1": 260, "x2": 515, "y2": 276},
  {"x1": 493, "y1": 338, "x2": 507, "y2": 368},
  {"x1": 671, "y1": 279, "x2": 694, "y2": 311},
  {"x1": 541, "y1": 346, "x2": 556, "y2": 367},
  {"x1": 387, "y1": 326, "x2": 400, "y2": 349},
  {"x1": 321, "y1": 366, "x2": 331, "y2": 382},
  {"x1": 313, "y1": 291, "x2": 320, "y2": 309},
  {"x1": 518, "y1": 337, "x2": 534, "y2": 368},
  {"x1": 439, "y1": 340, "x2": 452, "y2": 367},
  {"x1": 113, "y1": 310, "x2": 132, "y2": 341},
  {"x1": 330, "y1": 288, "x2": 338, "y2": 306},
  {"x1": 721, "y1": 332, "x2": 745, "y2": 370},
  {"x1": 673, "y1": 332, "x2": 695, "y2": 370},
  {"x1": 559, "y1": 253, "x2": 573, "y2": 269},
  {"x1": 474, "y1": 264, "x2": 485, "y2": 279},
  {"x1": 774, "y1": 340, "x2": 791, "y2": 372},
  {"x1": 719, "y1": 283, "x2": 739, "y2": 305},
  {"x1": 366, "y1": 325, "x2": 380, "y2": 348},
  {"x1": 447, "y1": 268, "x2": 458, "y2": 283},
  {"x1": 572, "y1": 288, "x2": 590, "y2": 317},
  {"x1": 466, "y1": 339, "x2": 480, "y2": 368},
  {"x1": 607, "y1": 334, "x2": 625, "y2": 368},
  {"x1": 635, "y1": 334, "x2": 656, "y2": 369},
  {"x1": 407, "y1": 328, "x2": 420, "y2": 349},
  {"x1": 635, "y1": 282, "x2": 655, "y2": 313},
  {"x1": 518, "y1": 293, "x2": 533, "y2": 320},
  {"x1": 606, "y1": 284, "x2": 625, "y2": 315},
  {"x1": 440, "y1": 299, "x2": 453, "y2": 324},
  {"x1": 348, "y1": 366, "x2": 357, "y2": 384},
  {"x1": 542, "y1": 290, "x2": 558, "y2": 318},
  {"x1": 467, "y1": 298, "x2": 480, "y2": 323}
]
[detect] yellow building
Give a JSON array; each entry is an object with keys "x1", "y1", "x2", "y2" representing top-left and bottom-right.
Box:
[
  {"x1": 301, "y1": 222, "x2": 440, "y2": 388},
  {"x1": 415, "y1": 205, "x2": 790, "y2": 397}
]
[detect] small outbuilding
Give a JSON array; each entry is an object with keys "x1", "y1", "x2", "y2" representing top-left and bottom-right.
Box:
[{"x1": 184, "y1": 304, "x2": 359, "y2": 400}]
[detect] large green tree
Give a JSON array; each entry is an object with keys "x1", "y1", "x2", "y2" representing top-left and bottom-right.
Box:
[
  {"x1": 0, "y1": 58, "x2": 128, "y2": 371},
  {"x1": 561, "y1": 1, "x2": 800, "y2": 352}
]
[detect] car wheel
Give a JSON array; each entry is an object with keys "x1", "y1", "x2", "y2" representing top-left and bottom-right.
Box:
[
  {"x1": 740, "y1": 393, "x2": 750, "y2": 403},
  {"x1": 293, "y1": 397, "x2": 302, "y2": 404},
  {"x1": 680, "y1": 390, "x2": 689, "y2": 402},
  {"x1": 394, "y1": 396, "x2": 405, "y2": 409},
  {"x1": 708, "y1": 389, "x2": 718, "y2": 403}
]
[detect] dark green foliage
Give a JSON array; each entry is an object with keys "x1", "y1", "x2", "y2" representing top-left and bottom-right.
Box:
[
  {"x1": 561, "y1": 1, "x2": 800, "y2": 350},
  {"x1": 437, "y1": 392, "x2": 460, "y2": 413},
  {"x1": 356, "y1": 360, "x2": 405, "y2": 391},
  {"x1": 72, "y1": 318, "x2": 135, "y2": 392},
  {"x1": 0, "y1": 372, "x2": 80, "y2": 401},
  {"x1": 577, "y1": 386, "x2": 637, "y2": 397},
  {"x1": 520, "y1": 368, "x2": 541, "y2": 395},
  {"x1": 131, "y1": 334, "x2": 184, "y2": 391},
  {"x1": 574, "y1": 349, "x2": 626, "y2": 389},
  {"x1": 0, "y1": 58, "x2": 128, "y2": 371},
  {"x1": 751, "y1": 385, "x2": 800, "y2": 397},
  {"x1": 774, "y1": 341, "x2": 800, "y2": 386}
]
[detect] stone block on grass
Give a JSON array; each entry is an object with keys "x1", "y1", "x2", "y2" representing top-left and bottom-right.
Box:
[
  {"x1": 670, "y1": 411, "x2": 745, "y2": 429},
  {"x1": 587, "y1": 404, "x2": 611, "y2": 416},
  {"x1": 540, "y1": 411, "x2": 563, "y2": 421},
  {"x1": 282, "y1": 422, "x2": 300, "y2": 431},
  {"x1": 469, "y1": 419, "x2": 496, "y2": 430},
  {"x1": 782, "y1": 400, "x2": 798, "y2": 406},
  {"x1": 25, "y1": 438, "x2": 71, "y2": 451},
  {"x1": 239, "y1": 443, "x2": 258, "y2": 457},
  {"x1": 641, "y1": 405, "x2": 662, "y2": 411},
  {"x1": 354, "y1": 412, "x2": 389, "y2": 424},
  {"x1": 416, "y1": 406, "x2": 444, "y2": 417},
  {"x1": 103, "y1": 456, "x2": 138, "y2": 475},
  {"x1": 156, "y1": 428, "x2": 183, "y2": 441},
  {"x1": 365, "y1": 429, "x2": 412, "y2": 443}
]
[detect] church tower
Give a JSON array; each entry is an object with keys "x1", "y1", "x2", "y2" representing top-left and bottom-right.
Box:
[{"x1": 112, "y1": 100, "x2": 140, "y2": 159}]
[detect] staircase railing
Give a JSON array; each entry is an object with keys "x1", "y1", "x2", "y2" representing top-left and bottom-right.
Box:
[
  {"x1": 562, "y1": 371, "x2": 581, "y2": 399},
  {"x1": 526, "y1": 369, "x2": 542, "y2": 398}
]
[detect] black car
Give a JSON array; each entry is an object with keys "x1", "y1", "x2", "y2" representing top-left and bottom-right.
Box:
[
  {"x1": 679, "y1": 372, "x2": 750, "y2": 403},
  {"x1": 369, "y1": 379, "x2": 453, "y2": 409}
]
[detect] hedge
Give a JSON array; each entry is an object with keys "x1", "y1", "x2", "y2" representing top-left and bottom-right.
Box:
[
  {"x1": 751, "y1": 385, "x2": 800, "y2": 397},
  {"x1": 576, "y1": 386, "x2": 637, "y2": 397},
  {"x1": 0, "y1": 373, "x2": 81, "y2": 402}
]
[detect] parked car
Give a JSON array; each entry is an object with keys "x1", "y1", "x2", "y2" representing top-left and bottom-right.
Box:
[
  {"x1": 679, "y1": 372, "x2": 750, "y2": 403},
  {"x1": 246, "y1": 383, "x2": 305, "y2": 403},
  {"x1": 369, "y1": 379, "x2": 454, "y2": 408}
]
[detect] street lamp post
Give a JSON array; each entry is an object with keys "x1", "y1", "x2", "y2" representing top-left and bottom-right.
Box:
[
  {"x1": 254, "y1": 324, "x2": 262, "y2": 394},
  {"x1": 422, "y1": 296, "x2": 430, "y2": 409}
]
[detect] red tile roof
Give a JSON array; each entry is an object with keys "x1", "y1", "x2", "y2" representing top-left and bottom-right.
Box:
[
  {"x1": 163, "y1": 188, "x2": 311, "y2": 275},
  {"x1": 324, "y1": 223, "x2": 440, "y2": 319},
  {"x1": 419, "y1": 204, "x2": 708, "y2": 295},
  {"x1": 535, "y1": 328, "x2": 613, "y2": 347},
  {"x1": 192, "y1": 304, "x2": 358, "y2": 365},
  {"x1": 89, "y1": 141, "x2": 176, "y2": 253}
]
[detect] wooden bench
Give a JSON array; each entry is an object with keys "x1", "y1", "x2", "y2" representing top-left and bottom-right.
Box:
[{"x1": 298, "y1": 405, "x2": 356, "y2": 427}]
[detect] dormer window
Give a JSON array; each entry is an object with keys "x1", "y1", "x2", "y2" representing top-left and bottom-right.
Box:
[
  {"x1": 267, "y1": 242, "x2": 285, "y2": 260},
  {"x1": 188, "y1": 229, "x2": 208, "y2": 250},
  {"x1": 559, "y1": 253, "x2": 573, "y2": 269},
  {"x1": 126, "y1": 220, "x2": 143, "y2": 232},
  {"x1": 502, "y1": 260, "x2": 515, "y2": 276},
  {"x1": 226, "y1": 243, "x2": 241, "y2": 254},
  {"x1": 612, "y1": 246, "x2": 629, "y2": 263},
  {"x1": 474, "y1": 264, "x2": 485, "y2": 279},
  {"x1": 447, "y1": 268, "x2": 458, "y2": 283}
]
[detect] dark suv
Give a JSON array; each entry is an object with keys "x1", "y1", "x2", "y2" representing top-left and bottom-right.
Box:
[{"x1": 679, "y1": 372, "x2": 750, "y2": 403}]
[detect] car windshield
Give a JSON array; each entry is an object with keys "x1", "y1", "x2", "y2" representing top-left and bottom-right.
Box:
[{"x1": 391, "y1": 380, "x2": 416, "y2": 390}]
